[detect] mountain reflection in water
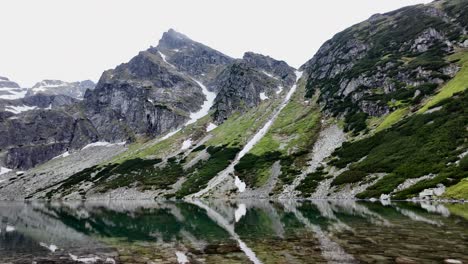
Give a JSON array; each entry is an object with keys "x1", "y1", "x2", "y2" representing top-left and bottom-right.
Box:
[{"x1": 0, "y1": 200, "x2": 467, "y2": 263}]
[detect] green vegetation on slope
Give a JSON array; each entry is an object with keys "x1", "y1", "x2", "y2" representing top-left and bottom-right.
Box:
[
  {"x1": 330, "y1": 90, "x2": 468, "y2": 199},
  {"x1": 174, "y1": 146, "x2": 240, "y2": 198},
  {"x1": 419, "y1": 51, "x2": 468, "y2": 112},
  {"x1": 234, "y1": 79, "x2": 321, "y2": 189}
]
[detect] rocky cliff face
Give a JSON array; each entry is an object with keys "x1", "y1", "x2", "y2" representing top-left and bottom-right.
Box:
[
  {"x1": 301, "y1": 0, "x2": 468, "y2": 133},
  {"x1": 0, "y1": 109, "x2": 98, "y2": 169},
  {"x1": 211, "y1": 53, "x2": 296, "y2": 123},
  {"x1": 84, "y1": 46, "x2": 208, "y2": 141},
  {"x1": 27, "y1": 80, "x2": 95, "y2": 100}
]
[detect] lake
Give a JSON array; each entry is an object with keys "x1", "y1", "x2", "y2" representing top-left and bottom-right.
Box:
[{"x1": 0, "y1": 200, "x2": 467, "y2": 263}]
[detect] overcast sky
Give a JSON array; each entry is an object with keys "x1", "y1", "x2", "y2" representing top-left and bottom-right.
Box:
[{"x1": 1, "y1": 0, "x2": 432, "y2": 87}]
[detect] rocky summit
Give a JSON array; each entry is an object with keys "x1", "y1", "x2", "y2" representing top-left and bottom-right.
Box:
[{"x1": 0, "y1": 0, "x2": 467, "y2": 202}]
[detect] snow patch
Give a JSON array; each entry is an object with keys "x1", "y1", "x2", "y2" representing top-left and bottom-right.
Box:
[
  {"x1": 186, "y1": 80, "x2": 216, "y2": 125},
  {"x1": 158, "y1": 51, "x2": 176, "y2": 68},
  {"x1": 181, "y1": 139, "x2": 192, "y2": 150},
  {"x1": 235, "y1": 176, "x2": 246, "y2": 193},
  {"x1": 0, "y1": 167, "x2": 12, "y2": 175},
  {"x1": 161, "y1": 129, "x2": 181, "y2": 140},
  {"x1": 259, "y1": 92, "x2": 268, "y2": 100},
  {"x1": 262, "y1": 70, "x2": 278, "y2": 80},
  {"x1": 206, "y1": 122, "x2": 217, "y2": 132},
  {"x1": 6, "y1": 225, "x2": 15, "y2": 232},
  {"x1": 40, "y1": 242, "x2": 58, "y2": 252},
  {"x1": 175, "y1": 251, "x2": 189, "y2": 264},
  {"x1": 52, "y1": 151, "x2": 70, "y2": 160},
  {"x1": 0, "y1": 89, "x2": 28, "y2": 100},
  {"x1": 5, "y1": 105, "x2": 37, "y2": 114},
  {"x1": 235, "y1": 203, "x2": 247, "y2": 222},
  {"x1": 81, "y1": 141, "x2": 125, "y2": 150},
  {"x1": 276, "y1": 86, "x2": 283, "y2": 95}
]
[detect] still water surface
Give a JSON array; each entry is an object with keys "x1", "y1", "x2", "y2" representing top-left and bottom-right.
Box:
[{"x1": 0, "y1": 200, "x2": 467, "y2": 263}]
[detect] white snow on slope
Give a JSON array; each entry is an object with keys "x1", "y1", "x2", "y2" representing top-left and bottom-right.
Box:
[
  {"x1": 181, "y1": 139, "x2": 192, "y2": 150},
  {"x1": 161, "y1": 128, "x2": 181, "y2": 141},
  {"x1": 235, "y1": 176, "x2": 246, "y2": 193},
  {"x1": 0, "y1": 89, "x2": 28, "y2": 100},
  {"x1": 158, "y1": 51, "x2": 176, "y2": 68},
  {"x1": 186, "y1": 80, "x2": 216, "y2": 125},
  {"x1": 191, "y1": 71, "x2": 303, "y2": 196},
  {"x1": 81, "y1": 141, "x2": 125, "y2": 150},
  {"x1": 5, "y1": 105, "x2": 37, "y2": 114},
  {"x1": 276, "y1": 86, "x2": 283, "y2": 95},
  {"x1": 206, "y1": 122, "x2": 217, "y2": 132},
  {"x1": 52, "y1": 151, "x2": 70, "y2": 160},
  {"x1": 235, "y1": 203, "x2": 247, "y2": 222},
  {"x1": 259, "y1": 92, "x2": 268, "y2": 101},
  {"x1": 175, "y1": 251, "x2": 189, "y2": 264},
  {"x1": 6, "y1": 225, "x2": 15, "y2": 232},
  {"x1": 40, "y1": 242, "x2": 58, "y2": 252},
  {"x1": 0, "y1": 167, "x2": 12, "y2": 175}
]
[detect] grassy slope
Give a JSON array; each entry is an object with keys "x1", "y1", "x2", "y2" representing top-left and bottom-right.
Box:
[
  {"x1": 330, "y1": 88, "x2": 468, "y2": 199},
  {"x1": 375, "y1": 107, "x2": 409, "y2": 132},
  {"x1": 235, "y1": 78, "x2": 321, "y2": 189},
  {"x1": 444, "y1": 178, "x2": 468, "y2": 199},
  {"x1": 419, "y1": 51, "x2": 468, "y2": 113}
]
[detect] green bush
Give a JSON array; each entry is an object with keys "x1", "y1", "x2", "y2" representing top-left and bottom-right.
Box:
[{"x1": 332, "y1": 170, "x2": 367, "y2": 186}]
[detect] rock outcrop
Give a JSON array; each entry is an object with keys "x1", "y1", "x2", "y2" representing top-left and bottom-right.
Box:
[{"x1": 211, "y1": 53, "x2": 296, "y2": 123}]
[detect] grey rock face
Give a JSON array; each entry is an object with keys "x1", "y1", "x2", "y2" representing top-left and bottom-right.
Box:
[
  {"x1": 242, "y1": 52, "x2": 296, "y2": 87},
  {"x1": 0, "y1": 110, "x2": 98, "y2": 169},
  {"x1": 211, "y1": 59, "x2": 291, "y2": 123},
  {"x1": 27, "y1": 79, "x2": 95, "y2": 100},
  {"x1": 83, "y1": 49, "x2": 206, "y2": 142},
  {"x1": 301, "y1": 0, "x2": 466, "y2": 127},
  {"x1": 155, "y1": 29, "x2": 233, "y2": 84}
]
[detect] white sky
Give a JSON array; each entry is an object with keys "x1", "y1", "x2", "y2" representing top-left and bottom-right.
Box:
[{"x1": 1, "y1": 0, "x2": 431, "y2": 87}]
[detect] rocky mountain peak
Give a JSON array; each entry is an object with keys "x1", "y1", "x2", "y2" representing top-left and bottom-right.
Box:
[
  {"x1": 155, "y1": 29, "x2": 233, "y2": 81},
  {"x1": 157, "y1": 29, "x2": 193, "y2": 50}
]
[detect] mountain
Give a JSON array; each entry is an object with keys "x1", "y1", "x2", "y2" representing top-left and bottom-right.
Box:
[
  {"x1": 0, "y1": 76, "x2": 28, "y2": 100},
  {"x1": 301, "y1": 0, "x2": 468, "y2": 133},
  {"x1": 0, "y1": 0, "x2": 467, "y2": 201},
  {"x1": 27, "y1": 79, "x2": 95, "y2": 100}
]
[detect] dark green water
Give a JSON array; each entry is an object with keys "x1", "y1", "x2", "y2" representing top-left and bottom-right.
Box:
[{"x1": 0, "y1": 200, "x2": 467, "y2": 263}]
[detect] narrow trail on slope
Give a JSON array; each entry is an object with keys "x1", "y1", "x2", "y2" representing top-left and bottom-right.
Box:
[
  {"x1": 189, "y1": 71, "x2": 303, "y2": 198},
  {"x1": 189, "y1": 200, "x2": 263, "y2": 264}
]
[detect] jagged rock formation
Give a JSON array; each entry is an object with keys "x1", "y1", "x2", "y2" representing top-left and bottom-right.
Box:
[
  {"x1": 211, "y1": 53, "x2": 296, "y2": 123},
  {"x1": 155, "y1": 29, "x2": 233, "y2": 84},
  {"x1": 301, "y1": 0, "x2": 468, "y2": 133},
  {"x1": 27, "y1": 80, "x2": 95, "y2": 100}
]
